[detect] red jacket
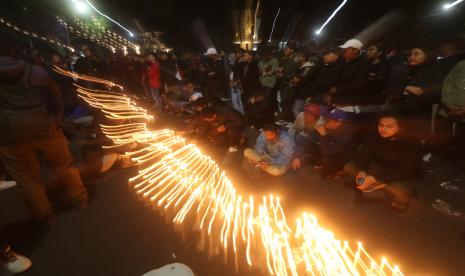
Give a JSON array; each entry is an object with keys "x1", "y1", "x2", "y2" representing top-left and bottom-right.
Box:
[{"x1": 146, "y1": 62, "x2": 161, "y2": 89}]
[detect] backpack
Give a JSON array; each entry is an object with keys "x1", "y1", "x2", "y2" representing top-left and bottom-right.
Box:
[{"x1": 0, "y1": 64, "x2": 54, "y2": 145}]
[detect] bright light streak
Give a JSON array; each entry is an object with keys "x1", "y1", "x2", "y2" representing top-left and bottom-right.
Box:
[
  {"x1": 71, "y1": 0, "x2": 89, "y2": 14},
  {"x1": 443, "y1": 0, "x2": 464, "y2": 9},
  {"x1": 315, "y1": 0, "x2": 348, "y2": 35},
  {"x1": 53, "y1": 66, "x2": 405, "y2": 276},
  {"x1": 268, "y1": 7, "x2": 281, "y2": 42},
  {"x1": 73, "y1": 0, "x2": 135, "y2": 38}
]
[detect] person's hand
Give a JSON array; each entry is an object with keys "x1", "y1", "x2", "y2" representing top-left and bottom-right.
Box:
[
  {"x1": 259, "y1": 161, "x2": 268, "y2": 170},
  {"x1": 315, "y1": 125, "x2": 327, "y2": 136},
  {"x1": 404, "y1": 85, "x2": 423, "y2": 96},
  {"x1": 217, "y1": 125, "x2": 226, "y2": 133},
  {"x1": 291, "y1": 158, "x2": 301, "y2": 171},
  {"x1": 357, "y1": 175, "x2": 376, "y2": 191}
]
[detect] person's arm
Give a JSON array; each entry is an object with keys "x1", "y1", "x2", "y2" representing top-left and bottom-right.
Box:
[{"x1": 254, "y1": 133, "x2": 266, "y2": 155}]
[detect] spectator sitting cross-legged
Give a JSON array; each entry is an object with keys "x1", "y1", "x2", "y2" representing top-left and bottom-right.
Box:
[
  {"x1": 243, "y1": 123, "x2": 295, "y2": 177},
  {"x1": 343, "y1": 113, "x2": 423, "y2": 211}
]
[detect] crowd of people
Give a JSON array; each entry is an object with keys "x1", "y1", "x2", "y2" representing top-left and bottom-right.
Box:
[{"x1": 1, "y1": 31, "x2": 465, "y2": 274}]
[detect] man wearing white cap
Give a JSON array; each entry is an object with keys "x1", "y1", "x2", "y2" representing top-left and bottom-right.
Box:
[
  {"x1": 203, "y1": 47, "x2": 227, "y2": 101},
  {"x1": 327, "y1": 39, "x2": 370, "y2": 107}
]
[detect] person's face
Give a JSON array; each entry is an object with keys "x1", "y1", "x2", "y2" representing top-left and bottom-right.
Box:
[
  {"x1": 323, "y1": 53, "x2": 339, "y2": 64},
  {"x1": 295, "y1": 54, "x2": 306, "y2": 64},
  {"x1": 284, "y1": 47, "x2": 294, "y2": 57},
  {"x1": 342, "y1": 47, "x2": 360, "y2": 61},
  {"x1": 51, "y1": 55, "x2": 62, "y2": 65},
  {"x1": 264, "y1": 130, "x2": 278, "y2": 142},
  {"x1": 324, "y1": 118, "x2": 342, "y2": 130},
  {"x1": 160, "y1": 54, "x2": 168, "y2": 61},
  {"x1": 147, "y1": 54, "x2": 156, "y2": 63},
  {"x1": 243, "y1": 53, "x2": 253, "y2": 62},
  {"x1": 366, "y1": 45, "x2": 382, "y2": 61},
  {"x1": 378, "y1": 117, "x2": 400, "y2": 138},
  {"x1": 208, "y1": 54, "x2": 217, "y2": 60},
  {"x1": 408, "y1": 48, "x2": 426, "y2": 66},
  {"x1": 84, "y1": 49, "x2": 92, "y2": 57},
  {"x1": 185, "y1": 83, "x2": 195, "y2": 93}
]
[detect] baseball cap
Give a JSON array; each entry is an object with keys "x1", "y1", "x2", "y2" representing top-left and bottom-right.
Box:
[
  {"x1": 142, "y1": 263, "x2": 195, "y2": 276},
  {"x1": 204, "y1": 48, "x2": 218, "y2": 55},
  {"x1": 189, "y1": 92, "x2": 203, "y2": 102},
  {"x1": 339, "y1": 39, "x2": 363, "y2": 50},
  {"x1": 322, "y1": 108, "x2": 348, "y2": 121}
]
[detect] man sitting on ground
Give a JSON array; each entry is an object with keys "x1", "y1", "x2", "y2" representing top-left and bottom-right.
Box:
[
  {"x1": 181, "y1": 98, "x2": 245, "y2": 153},
  {"x1": 297, "y1": 108, "x2": 357, "y2": 178},
  {"x1": 343, "y1": 113, "x2": 423, "y2": 211},
  {"x1": 289, "y1": 103, "x2": 322, "y2": 171},
  {"x1": 244, "y1": 124, "x2": 295, "y2": 177}
]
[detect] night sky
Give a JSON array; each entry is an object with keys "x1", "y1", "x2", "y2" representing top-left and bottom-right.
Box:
[{"x1": 2, "y1": 0, "x2": 465, "y2": 51}]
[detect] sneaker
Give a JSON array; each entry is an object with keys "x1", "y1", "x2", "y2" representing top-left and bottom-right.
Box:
[
  {"x1": 2, "y1": 246, "x2": 32, "y2": 274},
  {"x1": 228, "y1": 147, "x2": 238, "y2": 153},
  {"x1": 0, "y1": 180, "x2": 17, "y2": 191}
]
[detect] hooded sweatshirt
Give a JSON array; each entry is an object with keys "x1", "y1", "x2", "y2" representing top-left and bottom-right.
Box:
[{"x1": 0, "y1": 56, "x2": 64, "y2": 124}]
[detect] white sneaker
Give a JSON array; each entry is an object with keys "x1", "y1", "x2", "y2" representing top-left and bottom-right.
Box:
[
  {"x1": 3, "y1": 247, "x2": 32, "y2": 274},
  {"x1": 228, "y1": 147, "x2": 238, "y2": 153},
  {"x1": 0, "y1": 180, "x2": 17, "y2": 191}
]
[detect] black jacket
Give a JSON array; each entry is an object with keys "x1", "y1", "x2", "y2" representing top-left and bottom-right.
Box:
[
  {"x1": 240, "y1": 60, "x2": 261, "y2": 98},
  {"x1": 293, "y1": 58, "x2": 321, "y2": 99},
  {"x1": 332, "y1": 56, "x2": 370, "y2": 105},
  {"x1": 363, "y1": 60, "x2": 391, "y2": 105},
  {"x1": 353, "y1": 132, "x2": 423, "y2": 183},
  {"x1": 308, "y1": 61, "x2": 343, "y2": 99}
]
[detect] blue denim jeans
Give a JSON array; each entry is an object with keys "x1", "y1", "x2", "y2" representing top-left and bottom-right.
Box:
[{"x1": 230, "y1": 88, "x2": 244, "y2": 114}]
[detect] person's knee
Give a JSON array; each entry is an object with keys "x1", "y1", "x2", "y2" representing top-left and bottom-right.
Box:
[{"x1": 243, "y1": 148, "x2": 255, "y2": 159}]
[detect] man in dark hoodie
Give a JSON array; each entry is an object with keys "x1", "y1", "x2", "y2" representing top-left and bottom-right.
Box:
[
  {"x1": 0, "y1": 43, "x2": 88, "y2": 224},
  {"x1": 328, "y1": 39, "x2": 370, "y2": 106},
  {"x1": 291, "y1": 50, "x2": 321, "y2": 117}
]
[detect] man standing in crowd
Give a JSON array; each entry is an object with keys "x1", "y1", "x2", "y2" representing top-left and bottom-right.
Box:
[
  {"x1": 436, "y1": 60, "x2": 465, "y2": 152},
  {"x1": 240, "y1": 50, "x2": 261, "y2": 111},
  {"x1": 364, "y1": 43, "x2": 391, "y2": 106},
  {"x1": 290, "y1": 50, "x2": 321, "y2": 116},
  {"x1": 0, "y1": 43, "x2": 88, "y2": 224},
  {"x1": 244, "y1": 124, "x2": 295, "y2": 177},
  {"x1": 277, "y1": 42, "x2": 299, "y2": 121},
  {"x1": 229, "y1": 48, "x2": 245, "y2": 113},
  {"x1": 204, "y1": 48, "x2": 227, "y2": 101},
  {"x1": 308, "y1": 47, "x2": 343, "y2": 103},
  {"x1": 258, "y1": 47, "x2": 279, "y2": 111},
  {"x1": 145, "y1": 54, "x2": 163, "y2": 114},
  {"x1": 328, "y1": 39, "x2": 370, "y2": 106}
]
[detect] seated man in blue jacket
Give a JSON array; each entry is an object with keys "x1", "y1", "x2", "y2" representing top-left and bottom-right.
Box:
[
  {"x1": 244, "y1": 124, "x2": 295, "y2": 176},
  {"x1": 295, "y1": 108, "x2": 357, "y2": 178}
]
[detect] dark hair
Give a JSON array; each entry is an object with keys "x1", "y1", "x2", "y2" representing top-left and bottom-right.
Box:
[
  {"x1": 262, "y1": 123, "x2": 279, "y2": 132},
  {"x1": 369, "y1": 43, "x2": 386, "y2": 54}
]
